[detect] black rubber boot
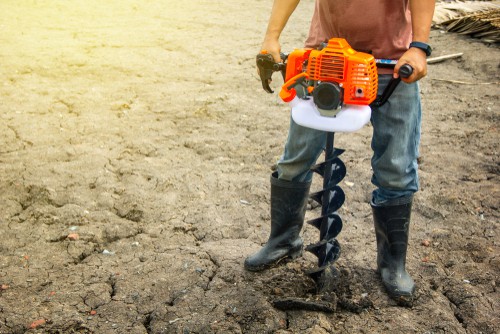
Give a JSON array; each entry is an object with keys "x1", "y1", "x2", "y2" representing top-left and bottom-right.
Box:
[
  {"x1": 371, "y1": 200, "x2": 415, "y2": 304},
  {"x1": 244, "y1": 172, "x2": 311, "y2": 272}
]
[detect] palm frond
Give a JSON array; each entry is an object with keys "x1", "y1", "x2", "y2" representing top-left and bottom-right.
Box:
[{"x1": 434, "y1": 1, "x2": 500, "y2": 43}]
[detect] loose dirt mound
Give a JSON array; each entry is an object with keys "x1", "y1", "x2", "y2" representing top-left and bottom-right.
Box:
[{"x1": 0, "y1": 1, "x2": 498, "y2": 333}]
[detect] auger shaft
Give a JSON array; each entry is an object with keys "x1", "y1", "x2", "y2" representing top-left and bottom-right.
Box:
[
  {"x1": 322, "y1": 132, "x2": 335, "y2": 217},
  {"x1": 307, "y1": 131, "x2": 345, "y2": 292}
]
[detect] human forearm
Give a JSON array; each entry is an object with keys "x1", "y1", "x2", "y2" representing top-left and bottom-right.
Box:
[
  {"x1": 395, "y1": 0, "x2": 435, "y2": 82},
  {"x1": 260, "y1": 0, "x2": 301, "y2": 62},
  {"x1": 409, "y1": 0, "x2": 435, "y2": 42},
  {"x1": 264, "y1": 0, "x2": 301, "y2": 42}
]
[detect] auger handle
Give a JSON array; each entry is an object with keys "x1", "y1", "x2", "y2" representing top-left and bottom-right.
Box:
[
  {"x1": 256, "y1": 51, "x2": 287, "y2": 93},
  {"x1": 399, "y1": 64, "x2": 413, "y2": 78},
  {"x1": 371, "y1": 64, "x2": 414, "y2": 107}
]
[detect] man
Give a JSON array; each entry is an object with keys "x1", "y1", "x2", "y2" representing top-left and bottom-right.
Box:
[{"x1": 245, "y1": 0, "x2": 435, "y2": 303}]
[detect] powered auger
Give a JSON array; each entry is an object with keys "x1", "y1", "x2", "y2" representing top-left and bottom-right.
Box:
[{"x1": 256, "y1": 37, "x2": 412, "y2": 293}]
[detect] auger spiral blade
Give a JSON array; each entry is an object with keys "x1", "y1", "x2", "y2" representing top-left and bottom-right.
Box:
[
  {"x1": 306, "y1": 264, "x2": 340, "y2": 294},
  {"x1": 306, "y1": 132, "x2": 346, "y2": 294},
  {"x1": 311, "y1": 157, "x2": 346, "y2": 187},
  {"x1": 307, "y1": 213, "x2": 343, "y2": 241},
  {"x1": 306, "y1": 239, "x2": 341, "y2": 268},
  {"x1": 309, "y1": 185, "x2": 345, "y2": 214},
  {"x1": 311, "y1": 149, "x2": 345, "y2": 173},
  {"x1": 320, "y1": 214, "x2": 343, "y2": 241}
]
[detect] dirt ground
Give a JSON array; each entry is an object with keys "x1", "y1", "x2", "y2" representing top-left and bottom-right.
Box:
[{"x1": 0, "y1": 1, "x2": 498, "y2": 333}]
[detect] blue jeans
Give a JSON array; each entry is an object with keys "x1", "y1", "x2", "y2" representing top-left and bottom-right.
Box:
[{"x1": 276, "y1": 75, "x2": 421, "y2": 206}]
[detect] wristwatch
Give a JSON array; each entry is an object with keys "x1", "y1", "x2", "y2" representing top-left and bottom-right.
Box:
[{"x1": 409, "y1": 41, "x2": 432, "y2": 57}]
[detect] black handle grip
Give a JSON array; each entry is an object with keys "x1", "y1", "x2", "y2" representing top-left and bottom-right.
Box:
[
  {"x1": 256, "y1": 53, "x2": 287, "y2": 94},
  {"x1": 256, "y1": 53, "x2": 276, "y2": 93},
  {"x1": 372, "y1": 64, "x2": 414, "y2": 108},
  {"x1": 399, "y1": 64, "x2": 413, "y2": 78}
]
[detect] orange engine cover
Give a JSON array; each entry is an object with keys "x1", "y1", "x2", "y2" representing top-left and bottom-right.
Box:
[{"x1": 280, "y1": 38, "x2": 378, "y2": 106}]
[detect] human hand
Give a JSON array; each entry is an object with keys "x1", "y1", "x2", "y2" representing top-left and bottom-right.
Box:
[
  {"x1": 394, "y1": 47, "x2": 428, "y2": 83},
  {"x1": 257, "y1": 37, "x2": 282, "y2": 89},
  {"x1": 260, "y1": 37, "x2": 282, "y2": 63}
]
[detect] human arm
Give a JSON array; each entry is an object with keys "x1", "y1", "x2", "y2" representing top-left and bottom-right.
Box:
[
  {"x1": 395, "y1": 0, "x2": 435, "y2": 83},
  {"x1": 261, "y1": 0, "x2": 301, "y2": 62}
]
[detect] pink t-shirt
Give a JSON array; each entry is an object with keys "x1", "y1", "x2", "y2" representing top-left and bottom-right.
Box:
[{"x1": 305, "y1": 0, "x2": 412, "y2": 63}]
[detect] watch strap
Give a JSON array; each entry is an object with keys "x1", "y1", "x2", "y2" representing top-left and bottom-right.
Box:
[{"x1": 409, "y1": 41, "x2": 432, "y2": 57}]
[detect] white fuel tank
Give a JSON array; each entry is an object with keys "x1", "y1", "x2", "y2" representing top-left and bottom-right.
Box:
[{"x1": 289, "y1": 97, "x2": 372, "y2": 132}]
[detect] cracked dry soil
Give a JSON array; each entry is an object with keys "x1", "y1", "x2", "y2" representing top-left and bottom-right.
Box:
[{"x1": 0, "y1": 1, "x2": 498, "y2": 333}]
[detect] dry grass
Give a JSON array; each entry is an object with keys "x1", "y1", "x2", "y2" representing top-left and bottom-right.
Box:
[{"x1": 434, "y1": 0, "x2": 500, "y2": 42}]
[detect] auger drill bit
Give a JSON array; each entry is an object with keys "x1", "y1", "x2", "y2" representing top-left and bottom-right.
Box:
[{"x1": 306, "y1": 132, "x2": 345, "y2": 292}]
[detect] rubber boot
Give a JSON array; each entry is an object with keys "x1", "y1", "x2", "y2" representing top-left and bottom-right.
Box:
[
  {"x1": 244, "y1": 172, "x2": 311, "y2": 272},
  {"x1": 371, "y1": 200, "x2": 415, "y2": 304}
]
